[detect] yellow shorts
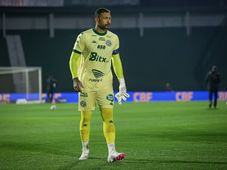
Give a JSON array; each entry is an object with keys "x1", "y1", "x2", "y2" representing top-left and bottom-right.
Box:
[{"x1": 78, "y1": 89, "x2": 114, "y2": 111}]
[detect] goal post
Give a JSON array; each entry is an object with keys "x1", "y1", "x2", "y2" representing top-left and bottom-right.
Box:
[{"x1": 0, "y1": 67, "x2": 42, "y2": 103}]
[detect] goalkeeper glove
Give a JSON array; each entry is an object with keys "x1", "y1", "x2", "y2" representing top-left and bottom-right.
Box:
[{"x1": 115, "y1": 79, "x2": 130, "y2": 104}]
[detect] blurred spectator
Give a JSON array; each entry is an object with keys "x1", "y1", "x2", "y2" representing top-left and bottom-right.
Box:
[
  {"x1": 206, "y1": 65, "x2": 221, "y2": 108},
  {"x1": 46, "y1": 75, "x2": 57, "y2": 103},
  {"x1": 165, "y1": 82, "x2": 173, "y2": 91}
]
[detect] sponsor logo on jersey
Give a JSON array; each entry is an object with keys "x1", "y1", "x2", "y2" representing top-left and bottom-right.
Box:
[
  {"x1": 89, "y1": 52, "x2": 108, "y2": 63},
  {"x1": 97, "y1": 45, "x2": 106, "y2": 49},
  {"x1": 92, "y1": 40, "x2": 97, "y2": 44},
  {"x1": 89, "y1": 78, "x2": 102, "y2": 82},
  {"x1": 92, "y1": 69, "x2": 104, "y2": 78},
  {"x1": 105, "y1": 40, "x2": 112, "y2": 46},
  {"x1": 80, "y1": 92, "x2": 88, "y2": 97},
  {"x1": 99, "y1": 37, "x2": 105, "y2": 41}
]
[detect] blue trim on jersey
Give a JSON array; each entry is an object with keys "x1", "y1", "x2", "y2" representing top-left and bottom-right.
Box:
[
  {"x1": 112, "y1": 49, "x2": 119, "y2": 55},
  {"x1": 73, "y1": 49, "x2": 81, "y2": 54}
]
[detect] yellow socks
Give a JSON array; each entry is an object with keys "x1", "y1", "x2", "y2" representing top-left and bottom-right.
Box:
[
  {"x1": 80, "y1": 108, "x2": 115, "y2": 146},
  {"x1": 80, "y1": 111, "x2": 92, "y2": 142},
  {"x1": 101, "y1": 108, "x2": 115, "y2": 144}
]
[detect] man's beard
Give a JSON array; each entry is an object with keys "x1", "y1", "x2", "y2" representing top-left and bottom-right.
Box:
[{"x1": 98, "y1": 24, "x2": 109, "y2": 30}]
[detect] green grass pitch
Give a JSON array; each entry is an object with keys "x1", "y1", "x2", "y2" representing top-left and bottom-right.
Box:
[{"x1": 0, "y1": 101, "x2": 227, "y2": 170}]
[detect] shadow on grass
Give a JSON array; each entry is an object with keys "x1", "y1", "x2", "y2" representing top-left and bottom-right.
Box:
[
  {"x1": 59, "y1": 156, "x2": 131, "y2": 170},
  {"x1": 126, "y1": 158, "x2": 227, "y2": 165},
  {"x1": 58, "y1": 156, "x2": 107, "y2": 170},
  {"x1": 59, "y1": 157, "x2": 227, "y2": 170}
]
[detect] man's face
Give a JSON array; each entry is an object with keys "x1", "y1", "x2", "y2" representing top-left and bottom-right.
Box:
[{"x1": 96, "y1": 12, "x2": 111, "y2": 30}]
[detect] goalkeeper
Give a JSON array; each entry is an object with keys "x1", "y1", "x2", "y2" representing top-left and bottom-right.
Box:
[{"x1": 69, "y1": 8, "x2": 129, "y2": 162}]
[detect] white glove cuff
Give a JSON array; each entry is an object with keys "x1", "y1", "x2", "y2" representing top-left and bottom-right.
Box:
[{"x1": 119, "y1": 78, "x2": 126, "y2": 87}]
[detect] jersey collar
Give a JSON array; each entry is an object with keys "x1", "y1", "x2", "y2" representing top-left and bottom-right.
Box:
[{"x1": 93, "y1": 28, "x2": 107, "y2": 36}]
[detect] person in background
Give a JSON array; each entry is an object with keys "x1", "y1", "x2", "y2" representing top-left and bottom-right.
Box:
[
  {"x1": 206, "y1": 65, "x2": 221, "y2": 108},
  {"x1": 46, "y1": 75, "x2": 57, "y2": 104},
  {"x1": 165, "y1": 82, "x2": 173, "y2": 91}
]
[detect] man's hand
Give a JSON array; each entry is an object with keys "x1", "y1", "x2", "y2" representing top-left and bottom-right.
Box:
[
  {"x1": 115, "y1": 79, "x2": 130, "y2": 104},
  {"x1": 73, "y1": 77, "x2": 84, "y2": 92}
]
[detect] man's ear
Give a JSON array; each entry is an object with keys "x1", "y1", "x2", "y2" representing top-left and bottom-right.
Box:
[{"x1": 95, "y1": 17, "x2": 99, "y2": 23}]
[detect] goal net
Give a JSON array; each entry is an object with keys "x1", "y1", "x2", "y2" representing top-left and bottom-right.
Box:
[{"x1": 0, "y1": 67, "x2": 42, "y2": 103}]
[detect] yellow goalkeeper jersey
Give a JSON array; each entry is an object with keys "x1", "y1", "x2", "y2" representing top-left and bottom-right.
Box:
[{"x1": 73, "y1": 28, "x2": 120, "y2": 91}]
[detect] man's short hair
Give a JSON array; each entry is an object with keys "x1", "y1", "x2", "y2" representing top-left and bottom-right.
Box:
[{"x1": 95, "y1": 8, "x2": 111, "y2": 17}]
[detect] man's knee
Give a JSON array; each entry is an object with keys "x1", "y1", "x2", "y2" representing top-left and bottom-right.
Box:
[
  {"x1": 100, "y1": 108, "x2": 113, "y2": 120},
  {"x1": 80, "y1": 111, "x2": 92, "y2": 127},
  {"x1": 100, "y1": 108, "x2": 115, "y2": 132}
]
